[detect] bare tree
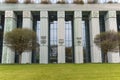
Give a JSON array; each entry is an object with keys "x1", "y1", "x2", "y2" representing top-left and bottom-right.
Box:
[
  {"x1": 4, "y1": 28, "x2": 39, "y2": 63},
  {"x1": 94, "y1": 31, "x2": 119, "y2": 62}
]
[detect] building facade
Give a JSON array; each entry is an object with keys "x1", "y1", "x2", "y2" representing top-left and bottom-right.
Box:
[{"x1": 0, "y1": 0, "x2": 120, "y2": 64}]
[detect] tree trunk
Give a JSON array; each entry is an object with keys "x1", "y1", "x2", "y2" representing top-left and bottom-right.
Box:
[
  {"x1": 19, "y1": 54, "x2": 22, "y2": 64},
  {"x1": 104, "y1": 53, "x2": 108, "y2": 63}
]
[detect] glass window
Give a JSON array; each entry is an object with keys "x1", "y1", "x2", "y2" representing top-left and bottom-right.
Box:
[
  {"x1": 65, "y1": 12, "x2": 74, "y2": 63},
  {"x1": 15, "y1": 12, "x2": 22, "y2": 63},
  {"x1": 32, "y1": 12, "x2": 40, "y2": 63},
  {"x1": 48, "y1": 12, "x2": 58, "y2": 63},
  {"x1": 82, "y1": 13, "x2": 91, "y2": 63},
  {"x1": 0, "y1": 13, "x2": 4, "y2": 63}
]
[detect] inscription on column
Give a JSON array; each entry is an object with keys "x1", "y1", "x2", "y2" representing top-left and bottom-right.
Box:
[
  {"x1": 108, "y1": 11, "x2": 116, "y2": 18},
  {"x1": 41, "y1": 36, "x2": 46, "y2": 44},
  {"x1": 76, "y1": 37, "x2": 81, "y2": 45},
  {"x1": 59, "y1": 39, "x2": 64, "y2": 45}
]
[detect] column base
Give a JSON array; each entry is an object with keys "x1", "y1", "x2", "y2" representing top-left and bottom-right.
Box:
[
  {"x1": 21, "y1": 51, "x2": 32, "y2": 64},
  {"x1": 74, "y1": 46, "x2": 83, "y2": 63},
  {"x1": 58, "y1": 46, "x2": 65, "y2": 63},
  {"x1": 108, "y1": 52, "x2": 120, "y2": 63},
  {"x1": 40, "y1": 46, "x2": 48, "y2": 64}
]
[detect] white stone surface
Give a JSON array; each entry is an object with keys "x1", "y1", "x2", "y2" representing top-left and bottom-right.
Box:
[
  {"x1": 21, "y1": 11, "x2": 32, "y2": 64},
  {"x1": 105, "y1": 11, "x2": 117, "y2": 31},
  {"x1": 105, "y1": 11, "x2": 120, "y2": 63},
  {"x1": 1, "y1": 3, "x2": 120, "y2": 11},
  {"x1": 40, "y1": 46, "x2": 48, "y2": 64},
  {"x1": 21, "y1": 51, "x2": 32, "y2": 63},
  {"x1": 2, "y1": 11, "x2": 16, "y2": 64},
  {"x1": 40, "y1": 10, "x2": 48, "y2": 64},
  {"x1": 74, "y1": 11, "x2": 83, "y2": 63},
  {"x1": 89, "y1": 11, "x2": 102, "y2": 63},
  {"x1": 57, "y1": 11, "x2": 65, "y2": 63},
  {"x1": 108, "y1": 52, "x2": 120, "y2": 63}
]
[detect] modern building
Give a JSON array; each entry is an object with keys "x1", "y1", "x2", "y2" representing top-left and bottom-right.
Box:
[{"x1": 0, "y1": 0, "x2": 120, "y2": 64}]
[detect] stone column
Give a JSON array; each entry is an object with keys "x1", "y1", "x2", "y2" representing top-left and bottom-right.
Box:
[
  {"x1": 105, "y1": 11, "x2": 117, "y2": 31},
  {"x1": 105, "y1": 11, "x2": 120, "y2": 63},
  {"x1": 74, "y1": 11, "x2": 83, "y2": 63},
  {"x1": 21, "y1": 11, "x2": 32, "y2": 64},
  {"x1": 89, "y1": 11, "x2": 102, "y2": 63},
  {"x1": 57, "y1": 11, "x2": 65, "y2": 63},
  {"x1": 2, "y1": 11, "x2": 16, "y2": 64},
  {"x1": 40, "y1": 11, "x2": 48, "y2": 64}
]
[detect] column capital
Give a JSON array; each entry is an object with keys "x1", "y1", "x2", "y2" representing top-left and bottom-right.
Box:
[
  {"x1": 74, "y1": 11, "x2": 82, "y2": 18},
  {"x1": 23, "y1": 11, "x2": 32, "y2": 18},
  {"x1": 40, "y1": 11, "x2": 48, "y2": 18},
  {"x1": 90, "y1": 11, "x2": 99, "y2": 18},
  {"x1": 106, "y1": 11, "x2": 116, "y2": 19},
  {"x1": 5, "y1": 11, "x2": 15, "y2": 18},
  {"x1": 58, "y1": 11, "x2": 65, "y2": 18}
]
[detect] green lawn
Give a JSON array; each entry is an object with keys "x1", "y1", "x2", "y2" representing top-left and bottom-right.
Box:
[{"x1": 0, "y1": 64, "x2": 120, "y2": 80}]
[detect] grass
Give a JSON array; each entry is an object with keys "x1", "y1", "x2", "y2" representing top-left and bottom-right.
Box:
[{"x1": 0, "y1": 64, "x2": 120, "y2": 80}]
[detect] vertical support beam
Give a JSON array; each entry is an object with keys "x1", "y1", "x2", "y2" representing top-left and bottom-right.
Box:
[
  {"x1": 40, "y1": 11, "x2": 48, "y2": 64},
  {"x1": 105, "y1": 11, "x2": 117, "y2": 31},
  {"x1": 105, "y1": 11, "x2": 120, "y2": 63},
  {"x1": 21, "y1": 11, "x2": 32, "y2": 64},
  {"x1": 2, "y1": 11, "x2": 16, "y2": 64},
  {"x1": 57, "y1": 11, "x2": 65, "y2": 63},
  {"x1": 89, "y1": 11, "x2": 102, "y2": 63},
  {"x1": 74, "y1": 11, "x2": 83, "y2": 63}
]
